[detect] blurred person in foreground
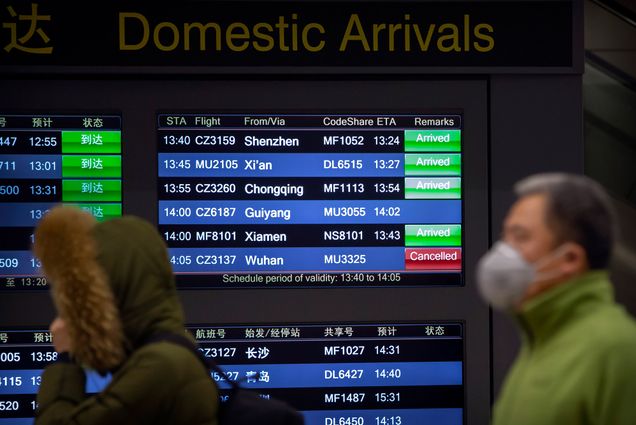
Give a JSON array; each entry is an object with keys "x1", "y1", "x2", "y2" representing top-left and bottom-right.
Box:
[
  {"x1": 33, "y1": 206, "x2": 218, "y2": 425},
  {"x1": 477, "y1": 173, "x2": 636, "y2": 425}
]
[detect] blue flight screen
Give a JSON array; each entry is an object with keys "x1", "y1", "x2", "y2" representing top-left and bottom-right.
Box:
[
  {"x1": 0, "y1": 322, "x2": 463, "y2": 425},
  {"x1": 157, "y1": 114, "x2": 462, "y2": 288}
]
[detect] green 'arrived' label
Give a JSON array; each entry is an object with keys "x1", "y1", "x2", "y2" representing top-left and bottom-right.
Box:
[
  {"x1": 62, "y1": 156, "x2": 121, "y2": 178},
  {"x1": 404, "y1": 177, "x2": 461, "y2": 199},
  {"x1": 62, "y1": 131, "x2": 121, "y2": 154},
  {"x1": 405, "y1": 225, "x2": 462, "y2": 246},
  {"x1": 404, "y1": 130, "x2": 461, "y2": 152},
  {"x1": 72, "y1": 204, "x2": 122, "y2": 221},
  {"x1": 62, "y1": 180, "x2": 122, "y2": 202},
  {"x1": 404, "y1": 154, "x2": 461, "y2": 176}
]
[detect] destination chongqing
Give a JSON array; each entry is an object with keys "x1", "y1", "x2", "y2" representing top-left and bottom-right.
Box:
[{"x1": 245, "y1": 184, "x2": 304, "y2": 197}]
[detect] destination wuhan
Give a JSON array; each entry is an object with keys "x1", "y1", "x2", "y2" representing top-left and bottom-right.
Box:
[{"x1": 119, "y1": 12, "x2": 495, "y2": 53}]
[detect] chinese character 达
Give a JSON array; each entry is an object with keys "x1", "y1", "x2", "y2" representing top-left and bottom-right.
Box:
[
  {"x1": 80, "y1": 158, "x2": 104, "y2": 170},
  {"x1": 80, "y1": 133, "x2": 103, "y2": 145},
  {"x1": 3, "y1": 4, "x2": 53, "y2": 54}
]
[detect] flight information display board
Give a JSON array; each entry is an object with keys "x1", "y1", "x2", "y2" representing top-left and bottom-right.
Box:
[
  {"x1": 158, "y1": 114, "x2": 462, "y2": 288},
  {"x1": 0, "y1": 115, "x2": 122, "y2": 291},
  {"x1": 0, "y1": 322, "x2": 463, "y2": 425}
]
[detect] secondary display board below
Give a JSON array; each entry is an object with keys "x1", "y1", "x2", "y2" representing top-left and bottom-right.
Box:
[
  {"x1": 158, "y1": 113, "x2": 463, "y2": 288},
  {"x1": 0, "y1": 322, "x2": 464, "y2": 425}
]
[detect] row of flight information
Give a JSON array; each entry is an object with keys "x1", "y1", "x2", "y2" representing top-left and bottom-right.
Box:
[{"x1": 0, "y1": 322, "x2": 464, "y2": 425}]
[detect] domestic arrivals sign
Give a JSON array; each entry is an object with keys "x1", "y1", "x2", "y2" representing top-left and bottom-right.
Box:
[{"x1": 0, "y1": 1, "x2": 574, "y2": 70}]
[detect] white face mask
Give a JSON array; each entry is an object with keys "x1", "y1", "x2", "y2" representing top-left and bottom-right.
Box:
[{"x1": 476, "y1": 241, "x2": 567, "y2": 311}]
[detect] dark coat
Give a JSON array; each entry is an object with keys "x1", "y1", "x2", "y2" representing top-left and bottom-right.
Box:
[{"x1": 34, "y1": 207, "x2": 219, "y2": 425}]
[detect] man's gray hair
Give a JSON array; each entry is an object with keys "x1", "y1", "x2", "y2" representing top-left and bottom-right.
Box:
[{"x1": 514, "y1": 173, "x2": 617, "y2": 269}]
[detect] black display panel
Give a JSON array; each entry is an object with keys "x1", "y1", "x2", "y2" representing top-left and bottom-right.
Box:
[
  {"x1": 158, "y1": 114, "x2": 463, "y2": 288},
  {"x1": 0, "y1": 114, "x2": 123, "y2": 291},
  {"x1": 0, "y1": 78, "x2": 490, "y2": 424},
  {"x1": 0, "y1": 322, "x2": 463, "y2": 425}
]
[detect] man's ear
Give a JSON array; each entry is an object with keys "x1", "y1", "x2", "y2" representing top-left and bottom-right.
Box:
[{"x1": 562, "y1": 242, "x2": 588, "y2": 275}]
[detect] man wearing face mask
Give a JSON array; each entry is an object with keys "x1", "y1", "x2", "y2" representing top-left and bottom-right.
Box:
[{"x1": 477, "y1": 173, "x2": 636, "y2": 425}]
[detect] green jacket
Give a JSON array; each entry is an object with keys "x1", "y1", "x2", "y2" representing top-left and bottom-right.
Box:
[
  {"x1": 493, "y1": 270, "x2": 636, "y2": 425},
  {"x1": 34, "y1": 212, "x2": 219, "y2": 425}
]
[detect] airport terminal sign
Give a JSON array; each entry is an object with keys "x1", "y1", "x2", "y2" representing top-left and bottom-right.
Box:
[{"x1": 0, "y1": 1, "x2": 574, "y2": 70}]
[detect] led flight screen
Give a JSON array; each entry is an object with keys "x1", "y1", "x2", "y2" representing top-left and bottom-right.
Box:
[
  {"x1": 0, "y1": 322, "x2": 463, "y2": 425},
  {"x1": 158, "y1": 114, "x2": 462, "y2": 288},
  {"x1": 0, "y1": 115, "x2": 122, "y2": 291}
]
